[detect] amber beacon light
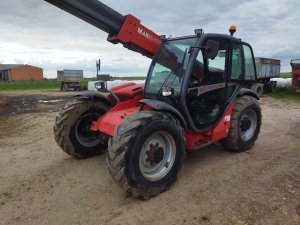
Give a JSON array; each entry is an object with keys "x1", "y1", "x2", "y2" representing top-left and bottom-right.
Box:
[{"x1": 229, "y1": 25, "x2": 236, "y2": 36}]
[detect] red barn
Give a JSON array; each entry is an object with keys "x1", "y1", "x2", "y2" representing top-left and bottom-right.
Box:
[{"x1": 0, "y1": 64, "x2": 43, "y2": 81}]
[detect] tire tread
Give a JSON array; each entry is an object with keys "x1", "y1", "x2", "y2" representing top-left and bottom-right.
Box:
[
  {"x1": 53, "y1": 98, "x2": 108, "y2": 158},
  {"x1": 107, "y1": 111, "x2": 184, "y2": 199}
]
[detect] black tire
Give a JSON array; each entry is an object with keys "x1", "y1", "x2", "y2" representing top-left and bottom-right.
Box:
[
  {"x1": 62, "y1": 84, "x2": 68, "y2": 92},
  {"x1": 54, "y1": 98, "x2": 109, "y2": 158},
  {"x1": 221, "y1": 95, "x2": 261, "y2": 152},
  {"x1": 266, "y1": 81, "x2": 277, "y2": 93},
  {"x1": 107, "y1": 111, "x2": 185, "y2": 199},
  {"x1": 251, "y1": 83, "x2": 263, "y2": 97}
]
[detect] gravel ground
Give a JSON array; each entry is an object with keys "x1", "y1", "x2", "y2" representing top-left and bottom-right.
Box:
[{"x1": 0, "y1": 90, "x2": 299, "y2": 225}]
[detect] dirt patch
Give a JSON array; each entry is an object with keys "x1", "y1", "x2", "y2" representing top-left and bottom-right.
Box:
[
  {"x1": 0, "y1": 97, "x2": 8, "y2": 109},
  {"x1": 0, "y1": 90, "x2": 75, "y2": 116},
  {"x1": 0, "y1": 92, "x2": 299, "y2": 225},
  {"x1": 0, "y1": 95, "x2": 71, "y2": 116}
]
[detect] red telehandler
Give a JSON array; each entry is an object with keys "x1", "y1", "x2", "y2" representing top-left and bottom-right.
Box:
[{"x1": 47, "y1": 0, "x2": 262, "y2": 198}]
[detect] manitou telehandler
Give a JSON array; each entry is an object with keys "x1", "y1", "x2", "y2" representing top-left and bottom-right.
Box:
[{"x1": 47, "y1": 0, "x2": 262, "y2": 198}]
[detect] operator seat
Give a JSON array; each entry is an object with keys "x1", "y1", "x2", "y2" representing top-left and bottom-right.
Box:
[{"x1": 187, "y1": 70, "x2": 225, "y2": 128}]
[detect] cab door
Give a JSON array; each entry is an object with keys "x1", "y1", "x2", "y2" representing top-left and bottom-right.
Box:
[{"x1": 187, "y1": 38, "x2": 233, "y2": 129}]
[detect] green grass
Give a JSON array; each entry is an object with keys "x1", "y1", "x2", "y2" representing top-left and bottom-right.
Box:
[
  {"x1": 0, "y1": 81, "x2": 59, "y2": 91},
  {"x1": 268, "y1": 87, "x2": 300, "y2": 102},
  {"x1": 0, "y1": 77, "x2": 146, "y2": 92},
  {"x1": 280, "y1": 73, "x2": 292, "y2": 78}
]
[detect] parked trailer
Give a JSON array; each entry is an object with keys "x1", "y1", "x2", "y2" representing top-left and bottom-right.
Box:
[
  {"x1": 57, "y1": 70, "x2": 83, "y2": 91},
  {"x1": 249, "y1": 57, "x2": 280, "y2": 96}
]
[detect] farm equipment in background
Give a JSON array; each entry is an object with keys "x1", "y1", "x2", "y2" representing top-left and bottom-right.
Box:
[
  {"x1": 47, "y1": 0, "x2": 262, "y2": 199},
  {"x1": 291, "y1": 59, "x2": 300, "y2": 93},
  {"x1": 251, "y1": 57, "x2": 280, "y2": 96},
  {"x1": 57, "y1": 69, "x2": 83, "y2": 91}
]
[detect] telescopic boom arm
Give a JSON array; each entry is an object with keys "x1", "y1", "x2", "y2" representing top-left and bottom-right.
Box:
[{"x1": 45, "y1": 0, "x2": 161, "y2": 57}]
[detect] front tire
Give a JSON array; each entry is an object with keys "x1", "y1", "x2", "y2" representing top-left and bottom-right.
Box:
[
  {"x1": 54, "y1": 98, "x2": 109, "y2": 158},
  {"x1": 221, "y1": 95, "x2": 261, "y2": 152},
  {"x1": 107, "y1": 111, "x2": 185, "y2": 199}
]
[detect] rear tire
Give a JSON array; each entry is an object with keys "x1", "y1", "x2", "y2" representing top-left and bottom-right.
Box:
[
  {"x1": 107, "y1": 111, "x2": 185, "y2": 199},
  {"x1": 221, "y1": 95, "x2": 261, "y2": 152},
  {"x1": 251, "y1": 83, "x2": 263, "y2": 97},
  {"x1": 62, "y1": 84, "x2": 68, "y2": 92},
  {"x1": 54, "y1": 98, "x2": 109, "y2": 158},
  {"x1": 267, "y1": 81, "x2": 277, "y2": 93}
]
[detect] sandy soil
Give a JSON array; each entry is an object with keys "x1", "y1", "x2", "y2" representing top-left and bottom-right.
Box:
[{"x1": 0, "y1": 90, "x2": 299, "y2": 225}]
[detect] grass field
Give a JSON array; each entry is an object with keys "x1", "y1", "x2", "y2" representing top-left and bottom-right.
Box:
[
  {"x1": 1, "y1": 76, "x2": 299, "y2": 103},
  {"x1": 268, "y1": 87, "x2": 300, "y2": 102},
  {"x1": 0, "y1": 77, "x2": 146, "y2": 92},
  {"x1": 0, "y1": 80, "x2": 59, "y2": 91},
  {"x1": 280, "y1": 73, "x2": 292, "y2": 78},
  {"x1": 1, "y1": 73, "x2": 292, "y2": 92}
]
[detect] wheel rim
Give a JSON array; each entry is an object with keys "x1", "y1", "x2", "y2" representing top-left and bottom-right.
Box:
[
  {"x1": 240, "y1": 109, "x2": 257, "y2": 141},
  {"x1": 139, "y1": 131, "x2": 176, "y2": 181},
  {"x1": 75, "y1": 113, "x2": 102, "y2": 147}
]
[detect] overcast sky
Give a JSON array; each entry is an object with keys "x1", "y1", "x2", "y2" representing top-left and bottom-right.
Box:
[{"x1": 0, "y1": 0, "x2": 299, "y2": 78}]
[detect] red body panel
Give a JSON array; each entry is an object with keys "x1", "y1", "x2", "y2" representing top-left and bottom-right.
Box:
[
  {"x1": 108, "y1": 14, "x2": 161, "y2": 57},
  {"x1": 109, "y1": 82, "x2": 144, "y2": 102},
  {"x1": 91, "y1": 95, "x2": 146, "y2": 136},
  {"x1": 110, "y1": 82, "x2": 139, "y2": 92},
  {"x1": 92, "y1": 96, "x2": 235, "y2": 151},
  {"x1": 184, "y1": 101, "x2": 235, "y2": 150}
]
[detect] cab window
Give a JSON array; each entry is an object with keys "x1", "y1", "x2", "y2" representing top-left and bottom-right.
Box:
[{"x1": 230, "y1": 43, "x2": 256, "y2": 80}]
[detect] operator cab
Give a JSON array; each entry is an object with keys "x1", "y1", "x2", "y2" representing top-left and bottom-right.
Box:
[{"x1": 144, "y1": 28, "x2": 257, "y2": 132}]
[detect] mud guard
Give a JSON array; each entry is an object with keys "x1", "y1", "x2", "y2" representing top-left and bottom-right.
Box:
[
  {"x1": 238, "y1": 88, "x2": 259, "y2": 100},
  {"x1": 91, "y1": 97, "x2": 187, "y2": 137},
  {"x1": 90, "y1": 95, "x2": 144, "y2": 136},
  {"x1": 75, "y1": 91, "x2": 114, "y2": 106},
  {"x1": 139, "y1": 99, "x2": 187, "y2": 130}
]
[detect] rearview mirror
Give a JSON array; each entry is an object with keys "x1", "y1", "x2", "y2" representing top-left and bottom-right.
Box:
[{"x1": 204, "y1": 40, "x2": 219, "y2": 60}]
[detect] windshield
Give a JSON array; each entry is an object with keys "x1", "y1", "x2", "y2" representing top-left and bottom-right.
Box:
[{"x1": 145, "y1": 37, "x2": 197, "y2": 96}]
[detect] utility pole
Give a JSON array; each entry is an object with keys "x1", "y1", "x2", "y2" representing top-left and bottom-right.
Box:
[{"x1": 96, "y1": 59, "x2": 101, "y2": 77}]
